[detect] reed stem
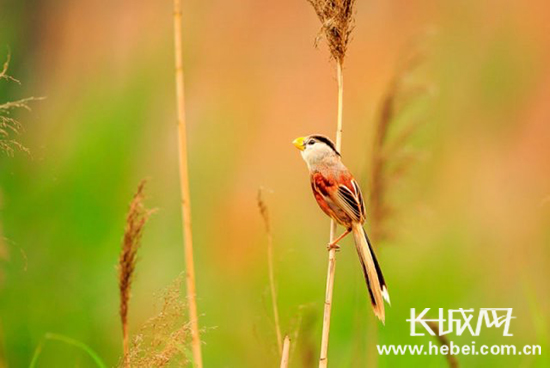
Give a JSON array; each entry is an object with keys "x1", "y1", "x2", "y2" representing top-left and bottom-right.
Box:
[
  {"x1": 173, "y1": 1, "x2": 202, "y2": 366},
  {"x1": 279, "y1": 335, "x2": 291, "y2": 368},
  {"x1": 122, "y1": 323, "x2": 129, "y2": 367},
  {"x1": 269, "y1": 233, "x2": 283, "y2": 352},
  {"x1": 319, "y1": 61, "x2": 344, "y2": 368},
  {"x1": 257, "y1": 189, "x2": 283, "y2": 351}
]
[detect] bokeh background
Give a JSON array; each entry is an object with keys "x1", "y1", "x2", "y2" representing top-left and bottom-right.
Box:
[{"x1": 1, "y1": 0, "x2": 549, "y2": 367}]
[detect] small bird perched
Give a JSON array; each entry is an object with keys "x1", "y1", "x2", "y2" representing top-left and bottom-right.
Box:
[{"x1": 293, "y1": 134, "x2": 390, "y2": 322}]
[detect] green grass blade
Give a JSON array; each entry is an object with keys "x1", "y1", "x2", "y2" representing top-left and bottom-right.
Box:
[
  {"x1": 28, "y1": 333, "x2": 107, "y2": 368},
  {"x1": 28, "y1": 340, "x2": 44, "y2": 368}
]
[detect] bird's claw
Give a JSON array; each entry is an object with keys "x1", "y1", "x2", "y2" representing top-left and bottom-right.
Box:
[{"x1": 327, "y1": 243, "x2": 341, "y2": 252}]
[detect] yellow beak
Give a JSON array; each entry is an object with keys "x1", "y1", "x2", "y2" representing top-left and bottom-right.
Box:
[{"x1": 293, "y1": 137, "x2": 305, "y2": 151}]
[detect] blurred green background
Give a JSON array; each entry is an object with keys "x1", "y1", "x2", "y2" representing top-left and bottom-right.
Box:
[{"x1": 0, "y1": 0, "x2": 549, "y2": 367}]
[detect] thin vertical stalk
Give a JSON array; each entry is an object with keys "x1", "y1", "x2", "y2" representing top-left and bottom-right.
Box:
[
  {"x1": 319, "y1": 62, "x2": 344, "y2": 368},
  {"x1": 173, "y1": 1, "x2": 202, "y2": 366},
  {"x1": 269, "y1": 228, "x2": 283, "y2": 352},
  {"x1": 257, "y1": 189, "x2": 283, "y2": 352},
  {"x1": 279, "y1": 335, "x2": 291, "y2": 368},
  {"x1": 427, "y1": 321, "x2": 459, "y2": 368},
  {"x1": 122, "y1": 323, "x2": 129, "y2": 368}
]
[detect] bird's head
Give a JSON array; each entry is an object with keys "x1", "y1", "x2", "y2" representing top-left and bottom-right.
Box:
[{"x1": 292, "y1": 134, "x2": 340, "y2": 169}]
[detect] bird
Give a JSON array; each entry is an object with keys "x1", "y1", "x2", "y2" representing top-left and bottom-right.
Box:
[{"x1": 293, "y1": 134, "x2": 390, "y2": 323}]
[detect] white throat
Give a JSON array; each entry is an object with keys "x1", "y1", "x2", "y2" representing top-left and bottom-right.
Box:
[{"x1": 300, "y1": 144, "x2": 340, "y2": 171}]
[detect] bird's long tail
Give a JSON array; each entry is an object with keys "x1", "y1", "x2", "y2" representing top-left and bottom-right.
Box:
[{"x1": 351, "y1": 222, "x2": 390, "y2": 323}]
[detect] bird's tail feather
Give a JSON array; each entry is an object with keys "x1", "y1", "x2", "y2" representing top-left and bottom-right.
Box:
[
  {"x1": 352, "y1": 223, "x2": 389, "y2": 323},
  {"x1": 363, "y1": 227, "x2": 390, "y2": 306}
]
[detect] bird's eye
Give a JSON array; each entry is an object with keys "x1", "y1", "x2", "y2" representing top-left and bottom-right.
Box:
[{"x1": 307, "y1": 140, "x2": 315, "y2": 145}]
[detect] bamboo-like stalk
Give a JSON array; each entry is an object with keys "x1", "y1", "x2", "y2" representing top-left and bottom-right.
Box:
[
  {"x1": 306, "y1": 1, "x2": 355, "y2": 366},
  {"x1": 319, "y1": 61, "x2": 344, "y2": 368},
  {"x1": 257, "y1": 189, "x2": 283, "y2": 352},
  {"x1": 173, "y1": 1, "x2": 202, "y2": 366},
  {"x1": 279, "y1": 335, "x2": 291, "y2": 368}
]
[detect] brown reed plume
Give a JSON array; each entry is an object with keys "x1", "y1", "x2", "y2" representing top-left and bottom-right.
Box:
[
  {"x1": 370, "y1": 47, "x2": 429, "y2": 242},
  {"x1": 257, "y1": 188, "x2": 283, "y2": 353},
  {"x1": 118, "y1": 180, "x2": 153, "y2": 368},
  {"x1": 307, "y1": 0, "x2": 356, "y2": 64},
  {"x1": 306, "y1": 1, "x2": 356, "y2": 367},
  {"x1": 0, "y1": 53, "x2": 38, "y2": 156},
  {"x1": 173, "y1": 0, "x2": 203, "y2": 366}
]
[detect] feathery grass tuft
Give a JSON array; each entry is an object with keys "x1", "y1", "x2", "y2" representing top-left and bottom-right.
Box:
[
  {"x1": 0, "y1": 53, "x2": 42, "y2": 156},
  {"x1": 307, "y1": 0, "x2": 356, "y2": 64},
  {"x1": 118, "y1": 180, "x2": 153, "y2": 367},
  {"x1": 124, "y1": 276, "x2": 191, "y2": 367},
  {"x1": 0, "y1": 53, "x2": 19, "y2": 84},
  {"x1": 0, "y1": 53, "x2": 40, "y2": 156}
]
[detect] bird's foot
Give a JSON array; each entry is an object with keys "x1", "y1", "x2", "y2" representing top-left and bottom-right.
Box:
[{"x1": 327, "y1": 243, "x2": 341, "y2": 252}]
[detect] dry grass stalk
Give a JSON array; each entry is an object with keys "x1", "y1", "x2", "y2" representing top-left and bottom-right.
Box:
[
  {"x1": 257, "y1": 188, "x2": 283, "y2": 352},
  {"x1": 370, "y1": 50, "x2": 427, "y2": 242},
  {"x1": 125, "y1": 276, "x2": 191, "y2": 367},
  {"x1": 305, "y1": 1, "x2": 355, "y2": 366},
  {"x1": 319, "y1": 19, "x2": 346, "y2": 368},
  {"x1": 307, "y1": 0, "x2": 356, "y2": 64},
  {"x1": 279, "y1": 335, "x2": 291, "y2": 368},
  {"x1": 317, "y1": 61, "x2": 345, "y2": 368},
  {"x1": 118, "y1": 180, "x2": 153, "y2": 367},
  {"x1": 173, "y1": 0, "x2": 203, "y2": 366},
  {"x1": 426, "y1": 321, "x2": 459, "y2": 368},
  {"x1": 0, "y1": 53, "x2": 19, "y2": 84}
]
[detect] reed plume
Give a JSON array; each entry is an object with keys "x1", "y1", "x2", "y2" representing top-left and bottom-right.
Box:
[
  {"x1": 257, "y1": 188, "x2": 283, "y2": 353},
  {"x1": 118, "y1": 180, "x2": 153, "y2": 368},
  {"x1": 365, "y1": 42, "x2": 431, "y2": 366},
  {"x1": 370, "y1": 47, "x2": 429, "y2": 242},
  {"x1": 173, "y1": 0, "x2": 203, "y2": 366},
  {"x1": 306, "y1": 1, "x2": 356, "y2": 366},
  {"x1": 307, "y1": 0, "x2": 356, "y2": 64}
]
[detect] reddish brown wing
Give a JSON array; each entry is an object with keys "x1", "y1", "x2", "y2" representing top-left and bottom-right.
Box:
[
  {"x1": 311, "y1": 172, "x2": 349, "y2": 225},
  {"x1": 310, "y1": 172, "x2": 337, "y2": 218},
  {"x1": 329, "y1": 173, "x2": 366, "y2": 224},
  {"x1": 310, "y1": 171, "x2": 366, "y2": 226}
]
